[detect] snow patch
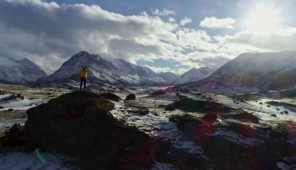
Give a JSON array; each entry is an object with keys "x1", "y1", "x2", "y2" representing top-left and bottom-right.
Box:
[
  {"x1": 148, "y1": 162, "x2": 177, "y2": 170},
  {"x1": 0, "y1": 152, "x2": 77, "y2": 170},
  {"x1": 277, "y1": 162, "x2": 290, "y2": 170},
  {"x1": 0, "y1": 97, "x2": 42, "y2": 111},
  {"x1": 0, "y1": 94, "x2": 11, "y2": 102},
  {"x1": 111, "y1": 103, "x2": 207, "y2": 159},
  {"x1": 212, "y1": 128, "x2": 261, "y2": 146},
  {"x1": 0, "y1": 118, "x2": 26, "y2": 131}
]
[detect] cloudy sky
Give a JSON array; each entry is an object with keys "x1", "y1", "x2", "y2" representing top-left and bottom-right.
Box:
[{"x1": 1, "y1": 0, "x2": 296, "y2": 75}]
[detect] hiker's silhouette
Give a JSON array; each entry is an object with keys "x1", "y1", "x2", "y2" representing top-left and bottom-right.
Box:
[{"x1": 80, "y1": 66, "x2": 90, "y2": 91}]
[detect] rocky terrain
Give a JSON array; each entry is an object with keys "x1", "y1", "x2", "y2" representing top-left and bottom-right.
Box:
[
  {"x1": 0, "y1": 83, "x2": 70, "y2": 136},
  {"x1": 0, "y1": 83, "x2": 296, "y2": 169}
]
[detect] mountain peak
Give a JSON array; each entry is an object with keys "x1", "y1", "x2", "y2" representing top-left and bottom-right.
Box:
[
  {"x1": 143, "y1": 67, "x2": 157, "y2": 76},
  {"x1": 77, "y1": 51, "x2": 90, "y2": 56},
  {"x1": 0, "y1": 57, "x2": 47, "y2": 85},
  {"x1": 36, "y1": 51, "x2": 168, "y2": 87},
  {"x1": 66, "y1": 51, "x2": 102, "y2": 67},
  {"x1": 18, "y1": 58, "x2": 33, "y2": 64},
  {"x1": 157, "y1": 72, "x2": 178, "y2": 83},
  {"x1": 21, "y1": 58, "x2": 30, "y2": 61},
  {"x1": 175, "y1": 66, "x2": 214, "y2": 84}
]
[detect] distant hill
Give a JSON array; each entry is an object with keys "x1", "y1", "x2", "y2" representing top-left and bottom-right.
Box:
[
  {"x1": 174, "y1": 67, "x2": 214, "y2": 84},
  {"x1": 157, "y1": 72, "x2": 179, "y2": 83},
  {"x1": 175, "y1": 51, "x2": 296, "y2": 95},
  {"x1": 0, "y1": 57, "x2": 47, "y2": 85}
]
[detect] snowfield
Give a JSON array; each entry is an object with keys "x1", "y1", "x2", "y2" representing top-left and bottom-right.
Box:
[
  {"x1": 0, "y1": 94, "x2": 43, "y2": 132},
  {"x1": 0, "y1": 98, "x2": 42, "y2": 111},
  {"x1": 0, "y1": 94, "x2": 42, "y2": 111}
]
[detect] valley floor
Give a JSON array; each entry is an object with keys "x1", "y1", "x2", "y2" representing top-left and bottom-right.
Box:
[{"x1": 0, "y1": 83, "x2": 296, "y2": 169}]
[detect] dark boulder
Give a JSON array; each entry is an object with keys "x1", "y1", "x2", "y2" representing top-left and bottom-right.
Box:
[
  {"x1": 165, "y1": 104, "x2": 175, "y2": 111},
  {"x1": 226, "y1": 112, "x2": 259, "y2": 124},
  {"x1": 99, "y1": 92, "x2": 121, "y2": 101},
  {"x1": 125, "y1": 93, "x2": 136, "y2": 100},
  {"x1": 172, "y1": 97, "x2": 233, "y2": 113},
  {"x1": 0, "y1": 123, "x2": 28, "y2": 146},
  {"x1": 169, "y1": 115, "x2": 200, "y2": 132},
  {"x1": 127, "y1": 106, "x2": 149, "y2": 115},
  {"x1": 202, "y1": 113, "x2": 218, "y2": 124},
  {"x1": 21, "y1": 91, "x2": 170, "y2": 169},
  {"x1": 178, "y1": 95, "x2": 187, "y2": 99},
  {"x1": 207, "y1": 97, "x2": 213, "y2": 101},
  {"x1": 150, "y1": 90, "x2": 166, "y2": 96}
]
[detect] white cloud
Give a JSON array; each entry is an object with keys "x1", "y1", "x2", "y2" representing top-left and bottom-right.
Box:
[
  {"x1": 175, "y1": 68, "x2": 189, "y2": 76},
  {"x1": 0, "y1": 0, "x2": 294, "y2": 75},
  {"x1": 180, "y1": 17, "x2": 192, "y2": 26},
  {"x1": 144, "y1": 65, "x2": 171, "y2": 73},
  {"x1": 150, "y1": 8, "x2": 175, "y2": 16},
  {"x1": 222, "y1": 29, "x2": 296, "y2": 51},
  {"x1": 199, "y1": 17, "x2": 236, "y2": 29},
  {"x1": 168, "y1": 17, "x2": 175, "y2": 23}
]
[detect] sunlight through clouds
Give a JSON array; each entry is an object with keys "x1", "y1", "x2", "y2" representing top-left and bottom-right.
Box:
[{"x1": 0, "y1": 0, "x2": 295, "y2": 74}]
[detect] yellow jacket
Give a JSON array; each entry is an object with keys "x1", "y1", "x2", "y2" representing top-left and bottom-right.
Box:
[{"x1": 80, "y1": 67, "x2": 90, "y2": 77}]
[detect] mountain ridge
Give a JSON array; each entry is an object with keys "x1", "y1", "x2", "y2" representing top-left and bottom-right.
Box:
[
  {"x1": 175, "y1": 51, "x2": 296, "y2": 95},
  {"x1": 34, "y1": 51, "x2": 168, "y2": 89},
  {"x1": 157, "y1": 72, "x2": 179, "y2": 83},
  {"x1": 173, "y1": 66, "x2": 214, "y2": 84},
  {"x1": 0, "y1": 57, "x2": 47, "y2": 85}
]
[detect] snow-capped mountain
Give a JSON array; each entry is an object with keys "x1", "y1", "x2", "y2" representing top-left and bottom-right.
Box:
[
  {"x1": 157, "y1": 72, "x2": 179, "y2": 83},
  {"x1": 142, "y1": 67, "x2": 179, "y2": 83},
  {"x1": 35, "y1": 51, "x2": 168, "y2": 88},
  {"x1": 143, "y1": 67, "x2": 158, "y2": 76},
  {"x1": 0, "y1": 57, "x2": 47, "y2": 85},
  {"x1": 173, "y1": 67, "x2": 214, "y2": 84},
  {"x1": 176, "y1": 51, "x2": 296, "y2": 95}
]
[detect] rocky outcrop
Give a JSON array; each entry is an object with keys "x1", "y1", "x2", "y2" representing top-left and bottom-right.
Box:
[
  {"x1": 98, "y1": 92, "x2": 121, "y2": 102},
  {"x1": 19, "y1": 91, "x2": 172, "y2": 169},
  {"x1": 125, "y1": 93, "x2": 136, "y2": 100},
  {"x1": 127, "y1": 106, "x2": 149, "y2": 115},
  {"x1": 202, "y1": 113, "x2": 218, "y2": 124},
  {"x1": 165, "y1": 104, "x2": 175, "y2": 111},
  {"x1": 2, "y1": 91, "x2": 296, "y2": 170},
  {"x1": 225, "y1": 111, "x2": 259, "y2": 124},
  {"x1": 0, "y1": 91, "x2": 181, "y2": 169},
  {"x1": 169, "y1": 112, "x2": 296, "y2": 170},
  {"x1": 0, "y1": 123, "x2": 28, "y2": 146},
  {"x1": 168, "y1": 97, "x2": 234, "y2": 113}
]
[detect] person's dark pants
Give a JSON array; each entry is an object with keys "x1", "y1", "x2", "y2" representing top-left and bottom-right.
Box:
[{"x1": 80, "y1": 77, "x2": 86, "y2": 91}]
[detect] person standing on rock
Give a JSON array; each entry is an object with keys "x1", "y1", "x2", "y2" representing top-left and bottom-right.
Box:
[{"x1": 80, "y1": 66, "x2": 90, "y2": 91}]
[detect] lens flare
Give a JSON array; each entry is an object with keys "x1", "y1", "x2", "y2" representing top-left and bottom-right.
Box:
[{"x1": 35, "y1": 148, "x2": 46, "y2": 163}]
